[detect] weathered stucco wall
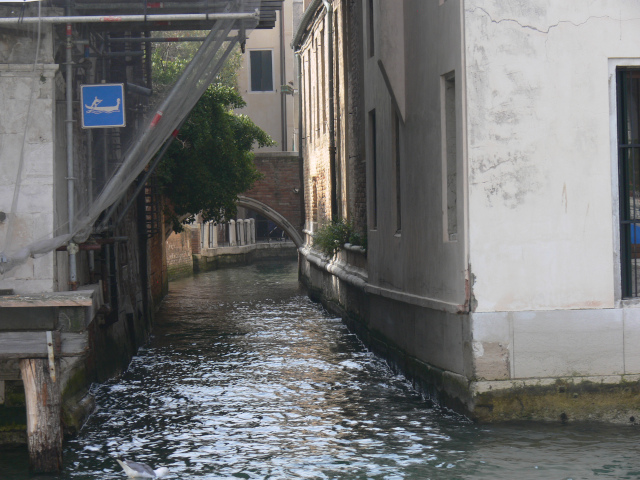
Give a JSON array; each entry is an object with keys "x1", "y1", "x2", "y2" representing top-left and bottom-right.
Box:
[
  {"x1": 237, "y1": 2, "x2": 296, "y2": 152},
  {"x1": 462, "y1": 2, "x2": 640, "y2": 420},
  {"x1": 0, "y1": 18, "x2": 58, "y2": 294},
  {"x1": 464, "y1": 1, "x2": 640, "y2": 312},
  {"x1": 365, "y1": 0, "x2": 467, "y2": 309}
]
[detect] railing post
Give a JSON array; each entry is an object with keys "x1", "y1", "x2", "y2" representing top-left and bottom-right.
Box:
[
  {"x1": 211, "y1": 223, "x2": 218, "y2": 248},
  {"x1": 203, "y1": 221, "x2": 210, "y2": 250},
  {"x1": 229, "y1": 220, "x2": 236, "y2": 246},
  {"x1": 249, "y1": 218, "x2": 256, "y2": 244},
  {"x1": 237, "y1": 219, "x2": 245, "y2": 246}
]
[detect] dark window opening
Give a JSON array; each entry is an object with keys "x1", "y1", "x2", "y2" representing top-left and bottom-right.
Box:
[
  {"x1": 250, "y1": 50, "x2": 274, "y2": 92},
  {"x1": 443, "y1": 72, "x2": 457, "y2": 242},
  {"x1": 368, "y1": 0, "x2": 375, "y2": 58},
  {"x1": 393, "y1": 111, "x2": 402, "y2": 233},
  {"x1": 370, "y1": 109, "x2": 377, "y2": 229}
]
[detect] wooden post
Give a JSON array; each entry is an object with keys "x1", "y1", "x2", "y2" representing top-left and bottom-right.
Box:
[{"x1": 19, "y1": 358, "x2": 63, "y2": 473}]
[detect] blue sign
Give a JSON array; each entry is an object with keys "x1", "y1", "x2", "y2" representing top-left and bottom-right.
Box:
[{"x1": 81, "y1": 84, "x2": 125, "y2": 128}]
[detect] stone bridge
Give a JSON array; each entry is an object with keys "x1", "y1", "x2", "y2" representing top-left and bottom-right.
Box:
[{"x1": 238, "y1": 152, "x2": 303, "y2": 247}]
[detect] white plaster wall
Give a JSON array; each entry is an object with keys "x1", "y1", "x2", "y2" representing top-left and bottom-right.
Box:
[
  {"x1": 465, "y1": 1, "x2": 640, "y2": 312},
  {"x1": 365, "y1": 0, "x2": 467, "y2": 309},
  {"x1": 378, "y1": 0, "x2": 405, "y2": 119}
]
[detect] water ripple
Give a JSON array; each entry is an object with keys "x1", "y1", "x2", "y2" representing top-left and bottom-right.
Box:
[{"x1": 2, "y1": 261, "x2": 639, "y2": 479}]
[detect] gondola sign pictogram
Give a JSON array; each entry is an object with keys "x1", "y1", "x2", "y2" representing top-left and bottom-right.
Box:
[{"x1": 81, "y1": 84, "x2": 126, "y2": 128}]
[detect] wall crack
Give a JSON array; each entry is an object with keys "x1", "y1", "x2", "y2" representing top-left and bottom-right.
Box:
[{"x1": 468, "y1": 6, "x2": 620, "y2": 35}]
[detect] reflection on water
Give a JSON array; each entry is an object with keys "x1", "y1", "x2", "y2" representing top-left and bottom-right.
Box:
[{"x1": 2, "y1": 260, "x2": 640, "y2": 479}]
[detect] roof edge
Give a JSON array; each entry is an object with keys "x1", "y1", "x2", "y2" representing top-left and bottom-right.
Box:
[{"x1": 291, "y1": 0, "x2": 324, "y2": 50}]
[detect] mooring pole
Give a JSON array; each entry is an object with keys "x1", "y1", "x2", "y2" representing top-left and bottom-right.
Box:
[{"x1": 20, "y1": 355, "x2": 63, "y2": 473}]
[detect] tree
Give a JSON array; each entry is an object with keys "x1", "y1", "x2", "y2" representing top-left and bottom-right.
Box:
[
  {"x1": 151, "y1": 31, "x2": 242, "y2": 92},
  {"x1": 151, "y1": 33, "x2": 274, "y2": 232}
]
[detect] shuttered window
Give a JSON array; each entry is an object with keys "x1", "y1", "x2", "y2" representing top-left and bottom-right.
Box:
[{"x1": 250, "y1": 50, "x2": 274, "y2": 92}]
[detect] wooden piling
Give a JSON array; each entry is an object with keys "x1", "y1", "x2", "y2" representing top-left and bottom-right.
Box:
[{"x1": 19, "y1": 358, "x2": 62, "y2": 473}]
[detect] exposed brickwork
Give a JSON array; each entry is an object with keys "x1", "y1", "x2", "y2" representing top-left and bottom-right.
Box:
[
  {"x1": 148, "y1": 198, "x2": 168, "y2": 309},
  {"x1": 166, "y1": 229, "x2": 194, "y2": 280},
  {"x1": 297, "y1": 1, "x2": 367, "y2": 237},
  {"x1": 346, "y1": 0, "x2": 367, "y2": 233},
  {"x1": 244, "y1": 153, "x2": 303, "y2": 230},
  {"x1": 190, "y1": 226, "x2": 201, "y2": 255},
  {"x1": 148, "y1": 228, "x2": 167, "y2": 308}
]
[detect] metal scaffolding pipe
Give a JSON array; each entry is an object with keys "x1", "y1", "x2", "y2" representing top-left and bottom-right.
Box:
[
  {"x1": 0, "y1": 11, "x2": 259, "y2": 25},
  {"x1": 73, "y1": 1, "x2": 218, "y2": 9},
  {"x1": 96, "y1": 15, "x2": 236, "y2": 233},
  {"x1": 65, "y1": 18, "x2": 77, "y2": 289},
  {"x1": 111, "y1": 36, "x2": 240, "y2": 229},
  {"x1": 109, "y1": 36, "x2": 209, "y2": 43}
]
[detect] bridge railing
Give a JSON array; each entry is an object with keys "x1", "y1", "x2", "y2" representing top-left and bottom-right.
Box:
[{"x1": 198, "y1": 218, "x2": 257, "y2": 250}]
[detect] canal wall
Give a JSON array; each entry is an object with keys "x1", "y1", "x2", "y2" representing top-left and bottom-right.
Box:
[
  {"x1": 299, "y1": 245, "x2": 476, "y2": 418},
  {"x1": 300, "y1": 241, "x2": 640, "y2": 424},
  {"x1": 167, "y1": 222, "x2": 298, "y2": 282},
  {"x1": 167, "y1": 229, "x2": 196, "y2": 281},
  {"x1": 301, "y1": 248, "x2": 640, "y2": 424},
  {"x1": 195, "y1": 243, "x2": 298, "y2": 274}
]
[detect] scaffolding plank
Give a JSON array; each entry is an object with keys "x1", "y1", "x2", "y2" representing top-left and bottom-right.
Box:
[{"x1": 0, "y1": 332, "x2": 88, "y2": 359}]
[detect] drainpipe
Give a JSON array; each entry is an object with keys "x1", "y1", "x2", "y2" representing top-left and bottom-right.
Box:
[
  {"x1": 87, "y1": 129, "x2": 95, "y2": 282},
  {"x1": 65, "y1": 2, "x2": 77, "y2": 289},
  {"x1": 296, "y1": 51, "x2": 305, "y2": 230},
  {"x1": 321, "y1": 0, "x2": 337, "y2": 219},
  {"x1": 296, "y1": 53, "x2": 302, "y2": 154},
  {"x1": 279, "y1": 5, "x2": 287, "y2": 151}
]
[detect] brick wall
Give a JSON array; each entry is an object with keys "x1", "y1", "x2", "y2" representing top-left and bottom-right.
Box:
[
  {"x1": 148, "y1": 227, "x2": 167, "y2": 308},
  {"x1": 245, "y1": 153, "x2": 303, "y2": 229},
  {"x1": 297, "y1": 0, "x2": 367, "y2": 236},
  {"x1": 166, "y1": 228, "x2": 195, "y2": 279},
  {"x1": 190, "y1": 226, "x2": 201, "y2": 255},
  {"x1": 346, "y1": 0, "x2": 367, "y2": 232}
]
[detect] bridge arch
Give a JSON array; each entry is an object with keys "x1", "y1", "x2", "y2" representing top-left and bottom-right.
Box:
[{"x1": 237, "y1": 195, "x2": 303, "y2": 248}]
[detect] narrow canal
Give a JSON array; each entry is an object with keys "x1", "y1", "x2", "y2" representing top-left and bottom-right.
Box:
[{"x1": 3, "y1": 260, "x2": 640, "y2": 479}]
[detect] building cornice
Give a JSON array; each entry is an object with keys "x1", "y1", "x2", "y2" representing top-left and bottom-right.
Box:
[{"x1": 291, "y1": 0, "x2": 324, "y2": 50}]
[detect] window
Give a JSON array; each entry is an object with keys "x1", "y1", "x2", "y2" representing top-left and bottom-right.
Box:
[
  {"x1": 442, "y1": 72, "x2": 457, "y2": 242},
  {"x1": 369, "y1": 109, "x2": 378, "y2": 229},
  {"x1": 250, "y1": 50, "x2": 273, "y2": 92},
  {"x1": 617, "y1": 68, "x2": 640, "y2": 297},
  {"x1": 393, "y1": 111, "x2": 402, "y2": 233},
  {"x1": 368, "y1": 0, "x2": 375, "y2": 58}
]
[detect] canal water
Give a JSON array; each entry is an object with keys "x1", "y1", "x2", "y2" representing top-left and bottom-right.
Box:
[{"x1": 3, "y1": 260, "x2": 640, "y2": 479}]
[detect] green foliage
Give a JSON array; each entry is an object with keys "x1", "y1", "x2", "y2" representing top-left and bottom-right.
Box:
[
  {"x1": 151, "y1": 31, "x2": 242, "y2": 90},
  {"x1": 157, "y1": 85, "x2": 275, "y2": 230},
  {"x1": 150, "y1": 31, "x2": 272, "y2": 232},
  {"x1": 313, "y1": 219, "x2": 367, "y2": 257}
]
